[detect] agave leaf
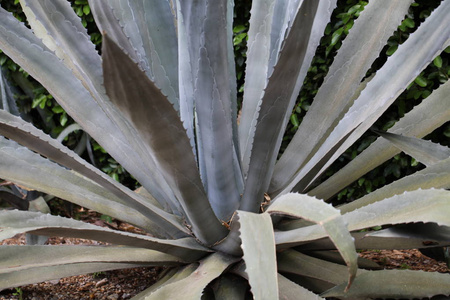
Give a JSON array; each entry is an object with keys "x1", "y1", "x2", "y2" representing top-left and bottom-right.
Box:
[
  {"x1": 0, "y1": 110, "x2": 169, "y2": 215},
  {"x1": 278, "y1": 250, "x2": 365, "y2": 288},
  {"x1": 298, "y1": 230, "x2": 450, "y2": 252},
  {"x1": 302, "y1": 251, "x2": 381, "y2": 270},
  {"x1": 364, "y1": 223, "x2": 450, "y2": 250},
  {"x1": 137, "y1": 253, "x2": 239, "y2": 299},
  {"x1": 0, "y1": 69, "x2": 19, "y2": 115},
  {"x1": 237, "y1": 211, "x2": 278, "y2": 300},
  {"x1": 267, "y1": 193, "x2": 357, "y2": 290},
  {"x1": 0, "y1": 210, "x2": 209, "y2": 261},
  {"x1": 271, "y1": 0, "x2": 413, "y2": 194},
  {"x1": 212, "y1": 214, "x2": 243, "y2": 257},
  {"x1": 176, "y1": 0, "x2": 243, "y2": 221},
  {"x1": 91, "y1": 0, "x2": 179, "y2": 108},
  {"x1": 133, "y1": 265, "x2": 198, "y2": 299},
  {"x1": 240, "y1": 0, "x2": 322, "y2": 213},
  {"x1": 238, "y1": 0, "x2": 276, "y2": 175},
  {"x1": 322, "y1": 269, "x2": 450, "y2": 299},
  {"x1": 0, "y1": 188, "x2": 28, "y2": 210},
  {"x1": 276, "y1": 189, "x2": 450, "y2": 247},
  {"x1": 0, "y1": 262, "x2": 149, "y2": 291},
  {"x1": 0, "y1": 7, "x2": 178, "y2": 212},
  {"x1": 0, "y1": 245, "x2": 184, "y2": 273},
  {"x1": 289, "y1": 1, "x2": 450, "y2": 193},
  {"x1": 278, "y1": 273, "x2": 324, "y2": 300},
  {"x1": 88, "y1": 0, "x2": 142, "y2": 71},
  {"x1": 212, "y1": 274, "x2": 249, "y2": 300},
  {"x1": 0, "y1": 136, "x2": 187, "y2": 237},
  {"x1": 128, "y1": 0, "x2": 179, "y2": 108},
  {"x1": 102, "y1": 34, "x2": 228, "y2": 245},
  {"x1": 344, "y1": 189, "x2": 450, "y2": 231},
  {"x1": 310, "y1": 79, "x2": 450, "y2": 200},
  {"x1": 240, "y1": 0, "x2": 337, "y2": 179},
  {"x1": 340, "y1": 157, "x2": 450, "y2": 214},
  {"x1": 376, "y1": 130, "x2": 450, "y2": 167},
  {"x1": 175, "y1": 0, "x2": 196, "y2": 153},
  {"x1": 19, "y1": 0, "x2": 103, "y2": 96}
]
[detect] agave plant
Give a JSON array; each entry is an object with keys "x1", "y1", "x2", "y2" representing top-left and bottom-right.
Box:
[{"x1": 0, "y1": 0, "x2": 450, "y2": 298}]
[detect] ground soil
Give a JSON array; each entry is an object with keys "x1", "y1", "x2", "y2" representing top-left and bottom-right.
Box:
[{"x1": 1, "y1": 210, "x2": 449, "y2": 299}]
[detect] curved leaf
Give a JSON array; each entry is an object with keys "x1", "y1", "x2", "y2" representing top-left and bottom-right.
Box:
[
  {"x1": 133, "y1": 264, "x2": 198, "y2": 299},
  {"x1": 212, "y1": 274, "x2": 249, "y2": 300},
  {"x1": 298, "y1": 230, "x2": 450, "y2": 252},
  {"x1": 102, "y1": 35, "x2": 227, "y2": 246},
  {"x1": 340, "y1": 157, "x2": 450, "y2": 214},
  {"x1": 278, "y1": 273, "x2": 324, "y2": 300},
  {"x1": 176, "y1": 0, "x2": 243, "y2": 221},
  {"x1": 291, "y1": 1, "x2": 450, "y2": 193},
  {"x1": 0, "y1": 210, "x2": 209, "y2": 261},
  {"x1": 138, "y1": 253, "x2": 239, "y2": 299},
  {"x1": 278, "y1": 250, "x2": 364, "y2": 288},
  {"x1": 240, "y1": 0, "x2": 322, "y2": 213},
  {"x1": 0, "y1": 245, "x2": 184, "y2": 273},
  {"x1": 0, "y1": 136, "x2": 187, "y2": 237},
  {"x1": 0, "y1": 262, "x2": 148, "y2": 291},
  {"x1": 322, "y1": 269, "x2": 450, "y2": 299},
  {"x1": 309, "y1": 79, "x2": 450, "y2": 200},
  {"x1": 376, "y1": 130, "x2": 450, "y2": 166},
  {"x1": 267, "y1": 193, "x2": 357, "y2": 290},
  {"x1": 276, "y1": 189, "x2": 450, "y2": 247},
  {"x1": 0, "y1": 111, "x2": 171, "y2": 219},
  {"x1": 238, "y1": 211, "x2": 278, "y2": 300},
  {"x1": 0, "y1": 6, "x2": 178, "y2": 212},
  {"x1": 19, "y1": 0, "x2": 103, "y2": 97},
  {"x1": 271, "y1": 0, "x2": 413, "y2": 194},
  {"x1": 90, "y1": 0, "x2": 179, "y2": 107},
  {"x1": 239, "y1": 0, "x2": 276, "y2": 175}
]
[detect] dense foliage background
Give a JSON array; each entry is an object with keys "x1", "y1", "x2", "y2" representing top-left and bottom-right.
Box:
[{"x1": 0, "y1": 0, "x2": 448, "y2": 209}]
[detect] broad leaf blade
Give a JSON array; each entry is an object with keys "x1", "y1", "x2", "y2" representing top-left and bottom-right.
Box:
[
  {"x1": 238, "y1": 211, "x2": 278, "y2": 300},
  {"x1": 133, "y1": 265, "x2": 198, "y2": 299},
  {"x1": 298, "y1": 230, "x2": 450, "y2": 252},
  {"x1": 275, "y1": 189, "x2": 450, "y2": 247},
  {"x1": 344, "y1": 189, "x2": 450, "y2": 231},
  {"x1": 177, "y1": 0, "x2": 243, "y2": 220},
  {"x1": 102, "y1": 35, "x2": 228, "y2": 246},
  {"x1": 240, "y1": 0, "x2": 337, "y2": 180},
  {"x1": 19, "y1": 0, "x2": 103, "y2": 96},
  {"x1": 0, "y1": 136, "x2": 186, "y2": 237},
  {"x1": 139, "y1": 253, "x2": 239, "y2": 299},
  {"x1": 0, "y1": 110, "x2": 169, "y2": 219},
  {"x1": 278, "y1": 250, "x2": 362, "y2": 287},
  {"x1": 322, "y1": 269, "x2": 450, "y2": 299},
  {"x1": 0, "y1": 69, "x2": 19, "y2": 115},
  {"x1": 290, "y1": 1, "x2": 450, "y2": 194},
  {"x1": 267, "y1": 193, "x2": 357, "y2": 290},
  {"x1": 240, "y1": 0, "x2": 322, "y2": 213},
  {"x1": 340, "y1": 157, "x2": 450, "y2": 214},
  {"x1": 309, "y1": 79, "x2": 450, "y2": 200},
  {"x1": 239, "y1": 0, "x2": 277, "y2": 176},
  {"x1": 0, "y1": 245, "x2": 184, "y2": 273},
  {"x1": 271, "y1": 0, "x2": 413, "y2": 194},
  {"x1": 212, "y1": 274, "x2": 249, "y2": 300},
  {"x1": 278, "y1": 273, "x2": 324, "y2": 300},
  {"x1": 0, "y1": 210, "x2": 209, "y2": 261},
  {"x1": 92, "y1": 0, "x2": 179, "y2": 108},
  {"x1": 0, "y1": 7, "x2": 178, "y2": 212},
  {"x1": 376, "y1": 130, "x2": 450, "y2": 166},
  {"x1": 0, "y1": 262, "x2": 148, "y2": 291}
]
